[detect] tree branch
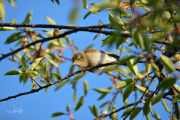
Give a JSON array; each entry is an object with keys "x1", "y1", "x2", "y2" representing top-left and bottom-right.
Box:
[
  {"x1": 123, "y1": 76, "x2": 155, "y2": 120},
  {"x1": 0, "y1": 61, "x2": 119, "y2": 102}
]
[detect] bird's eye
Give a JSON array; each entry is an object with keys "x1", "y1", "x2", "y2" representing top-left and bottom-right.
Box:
[{"x1": 78, "y1": 58, "x2": 80, "y2": 60}]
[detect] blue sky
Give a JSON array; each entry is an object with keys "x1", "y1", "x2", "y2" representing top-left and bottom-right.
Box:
[{"x1": 0, "y1": 0, "x2": 172, "y2": 120}]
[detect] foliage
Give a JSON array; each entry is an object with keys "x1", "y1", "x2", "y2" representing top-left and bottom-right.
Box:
[{"x1": 1, "y1": 0, "x2": 180, "y2": 120}]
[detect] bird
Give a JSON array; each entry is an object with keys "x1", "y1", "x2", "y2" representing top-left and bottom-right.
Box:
[{"x1": 72, "y1": 48, "x2": 119, "y2": 73}]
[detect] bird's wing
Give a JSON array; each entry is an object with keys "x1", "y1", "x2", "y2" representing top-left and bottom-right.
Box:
[{"x1": 100, "y1": 50, "x2": 120, "y2": 60}]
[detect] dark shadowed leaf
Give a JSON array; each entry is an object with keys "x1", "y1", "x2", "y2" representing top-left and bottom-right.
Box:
[
  {"x1": 55, "y1": 0, "x2": 60, "y2": 5},
  {"x1": 55, "y1": 80, "x2": 69, "y2": 91},
  {"x1": 5, "y1": 32, "x2": 24, "y2": 44},
  {"x1": 123, "y1": 83, "x2": 134, "y2": 102},
  {"x1": 152, "y1": 93, "x2": 166, "y2": 105},
  {"x1": 143, "y1": 100, "x2": 151, "y2": 116},
  {"x1": 130, "y1": 107, "x2": 142, "y2": 120},
  {"x1": 51, "y1": 112, "x2": 64, "y2": 117},
  {"x1": 4, "y1": 69, "x2": 22, "y2": 75},
  {"x1": 157, "y1": 78, "x2": 176, "y2": 91},
  {"x1": 75, "y1": 96, "x2": 84, "y2": 111}
]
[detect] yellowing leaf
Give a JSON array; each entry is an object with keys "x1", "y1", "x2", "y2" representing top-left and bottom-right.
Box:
[
  {"x1": 30, "y1": 57, "x2": 43, "y2": 71},
  {"x1": 82, "y1": 0, "x2": 88, "y2": 9},
  {"x1": 45, "y1": 17, "x2": 56, "y2": 25}
]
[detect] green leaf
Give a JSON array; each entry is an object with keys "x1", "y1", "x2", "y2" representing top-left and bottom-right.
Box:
[
  {"x1": 51, "y1": 112, "x2": 64, "y2": 117},
  {"x1": 116, "y1": 37, "x2": 126, "y2": 49},
  {"x1": 11, "y1": 18, "x2": 16, "y2": 23},
  {"x1": 50, "y1": 73, "x2": 61, "y2": 80},
  {"x1": 43, "y1": 63, "x2": 48, "y2": 75},
  {"x1": 109, "y1": 12, "x2": 124, "y2": 28},
  {"x1": 100, "y1": 101, "x2": 109, "y2": 108},
  {"x1": 151, "y1": 62, "x2": 160, "y2": 77},
  {"x1": 69, "y1": 65, "x2": 75, "y2": 74},
  {"x1": 127, "y1": 58, "x2": 138, "y2": 75},
  {"x1": 5, "y1": 32, "x2": 24, "y2": 44},
  {"x1": 47, "y1": 58, "x2": 58, "y2": 67},
  {"x1": 130, "y1": 107, "x2": 142, "y2": 120},
  {"x1": 8, "y1": 0, "x2": 16, "y2": 7},
  {"x1": 0, "y1": 0, "x2": 5, "y2": 22},
  {"x1": 70, "y1": 7, "x2": 78, "y2": 23},
  {"x1": 159, "y1": 77, "x2": 176, "y2": 91},
  {"x1": 123, "y1": 83, "x2": 134, "y2": 102},
  {"x1": 93, "y1": 34, "x2": 98, "y2": 40},
  {"x1": 116, "y1": 79, "x2": 133, "y2": 89},
  {"x1": 82, "y1": 0, "x2": 88, "y2": 9},
  {"x1": 135, "y1": 85, "x2": 148, "y2": 93},
  {"x1": 73, "y1": 89, "x2": 77, "y2": 102},
  {"x1": 83, "y1": 11, "x2": 91, "y2": 19},
  {"x1": 152, "y1": 93, "x2": 166, "y2": 105},
  {"x1": 93, "y1": 88, "x2": 111, "y2": 93},
  {"x1": 21, "y1": 54, "x2": 28, "y2": 71},
  {"x1": 24, "y1": 9, "x2": 33, "y2": 23},
  {"x1": 111, "y1": 104, "x2": 117, "y2": 119},
  {"x1": 160, "y1": 55, "x2": 176, "y2": 73},
  {"x1": 133, "y1": 30, "x2": 144, "y2": 49},
  {"x1": 143, "y1": 100, "x2": 151, "y2": 116},
  {"x1": 150, "y1": 109, "x2": 161, "y2": 120},
  {"x1": 4, "y1": 69, "x2": 22, "y2": 75},
  {"x1": 55, "y1": 0, "x2": 60, "y2": 5},
  {"x1": 161, "y1": 99, "x2": 170, "y2": 113},
  {"x1": 45, "y1": 17, "x2": 56, "y2": 25},
  {"x1": 75, "y1": 96, "x2": 84, "y2": 111},
  {"x1": 89, "y1": 5, "x2": 101, "y2": 14},
  {"x1": 55, "y1": 80, "x2": 69, "y2": 91},
  {"x1": 30, "y1": 57, "x2": 43, "y2": 71},
  {"x1": 121, "y1": 107, "x2": 134, "y2": 117},
  {"x1": 97, "y1": 93, "x2": 108, "y2": 100},
  {"x1": 146, "y1": 63, "x2": 151, "y2": 73},
  {"x1": 83, "y1": 79, "x2": 89, "y2": 96},
  {"x1": 71, "y1": 73, "x2": 85, "y2": 83},
  {"x1": 26, "y1": 71, "x2": 41, "y2": 77},
  {"x1": 92, "y1": 105, "x2": 99, "y2": 118},
  {"x1": 118, "y1": 56, "x2": 134, "y2": 65},
  {"x1": 0, "y1": 27, "x2": 16, "y2": 31}
]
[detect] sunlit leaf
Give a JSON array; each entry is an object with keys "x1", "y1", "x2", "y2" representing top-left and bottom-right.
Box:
[
  {"x1": 0, "y1": 0, "x2": 5, "y2": 22},
  {"x1": 21, "y1": 54, "x2": 28, "y2": 71},
  {"x1": 111, "y1": 104, "x2": 117, "y2": 119},
  {"x1": 118, "y1": 56, "x2": 134, "y2": 65},
  {"x1": 160, "y1": 55, "x2": 176, "y2": 73},
  {"x1": 127, "y1": 58, "x2": 138, "y2": 75},
  {"x1": 83, "y1": 79, "x2": 89, "y2": 96},
  {"x1": 4, "y1": 69, "x2": 22, "y2": 75},
  {"x1": 30, "y1": 57, "x2": 43, "y2": 71},
  {"x1": 50, "y1": 73, "x2": 61, "y2": 80},
  {"x1": 82, "y1": 0, "x2": 88, "y2": 9},
  {"x1": 45, "y1": 17, "x2": 56, "y2": 25},
  {"x1": 8, "y1": 0, "x2": 16, "y2": 7},
  {"x1": 121, "y1": 107, "x2": 133, "y2": 117},
  {"x1": 117, "y1": 79, "x2": 133, "y2": 89},
  {"x1": 151, "y1": 62, "x2": 160, "y2": 77},
  {"x1": 161, "y1": 99, "x2": 170, "y2": 113},
  {"x1": 26, "y1": 71, "x2": 41, "y2": 77},
  {"x1": 70, "y1": 7, "x2": 78, "y2": 23},
  {"x1": 93, "y1": 88, "x2": 111, "y2": 93},
  {"x1": 24, "y1": 9, "x2": 33, "y2": 23}
]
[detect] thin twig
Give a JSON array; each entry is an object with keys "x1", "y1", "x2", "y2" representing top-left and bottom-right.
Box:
[
  {"x1": 0, "y1": 61, "x2": 119, "y2": 102},
  {"x1": 123, "y1": 76, "x2": 155, "y2": 120}
]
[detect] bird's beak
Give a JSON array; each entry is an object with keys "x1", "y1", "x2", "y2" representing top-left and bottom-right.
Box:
[{"x1": 72, "y1": 62, "x2": 75, "y2": 65}]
